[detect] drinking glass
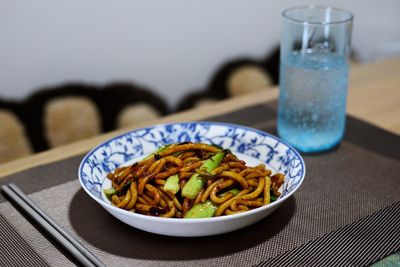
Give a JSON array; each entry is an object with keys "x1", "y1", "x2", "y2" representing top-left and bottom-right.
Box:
[{"x1": 278, "y1": 6, "x2": 353, "y2": 153}]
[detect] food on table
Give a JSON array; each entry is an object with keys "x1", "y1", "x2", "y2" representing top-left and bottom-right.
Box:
[{"x1": 104, "y1": 142, "x2": 285, "y2": 218}]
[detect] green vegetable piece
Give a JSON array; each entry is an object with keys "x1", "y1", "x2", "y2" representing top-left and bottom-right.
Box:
[
  {"x1": 220, "y1": 188, "x2": 240, "y2": 197},
  {"x1": 156, "y1": 144, "x2": 171, "y2": 153},
  {"x1": 143, "y1": 144, "x2": 172, "y2": 160},
  {"x1": 200, "y1": 152, "x2": 225, "y2": 173},
  {"x1": 181, "y1": 173, "x2": 205, "y2": 199},
  {"x1": 164, "y1": 174, "x2": 180, "y2": 194},
  {"x1": 182, "y1": 152, "x2": 225, "y2": 199},
  {"x1": 103, "y1": 187, "x2": 116, "y2": 200},
  {"x1": 184, "y1": 201, "x2": 218, "y2": 218}
]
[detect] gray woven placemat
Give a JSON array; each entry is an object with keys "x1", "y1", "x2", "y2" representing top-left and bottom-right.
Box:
[{"x1": 1, "y1": 103, "x2": 399, "y2": 267}]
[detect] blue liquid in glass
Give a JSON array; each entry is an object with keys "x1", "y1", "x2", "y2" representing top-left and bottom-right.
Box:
[{"x1": 278, "y1": 52, "x2": 349, "y2": 153}]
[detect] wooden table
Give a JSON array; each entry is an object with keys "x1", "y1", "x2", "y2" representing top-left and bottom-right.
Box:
[{"x1": 0, "y1": 55, "x2": 399, "y2": 177}]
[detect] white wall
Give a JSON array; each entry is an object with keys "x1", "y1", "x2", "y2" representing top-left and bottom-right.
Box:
[{"x1": 1, "y1": 0, "x2": 399, "y2": 107}]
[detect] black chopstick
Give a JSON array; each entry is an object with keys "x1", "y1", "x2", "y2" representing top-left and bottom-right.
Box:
[{"x1": 1, "y1": 183, "x2": 105, "y2": 267}]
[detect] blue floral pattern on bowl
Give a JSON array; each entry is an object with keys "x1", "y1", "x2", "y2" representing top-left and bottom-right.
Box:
[{"x1": 79, "y1": 122, "x2": 305, "y2": 201}]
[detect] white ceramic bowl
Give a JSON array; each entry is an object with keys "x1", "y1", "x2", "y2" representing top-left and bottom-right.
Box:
[{"x1": 78, "y1": 122, "x2": 305, "y2": 237}]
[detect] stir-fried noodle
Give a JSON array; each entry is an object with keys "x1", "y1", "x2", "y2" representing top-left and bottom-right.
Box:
[{"x1": 104, "y1": 142, "x2": 285, "y2": 218}]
